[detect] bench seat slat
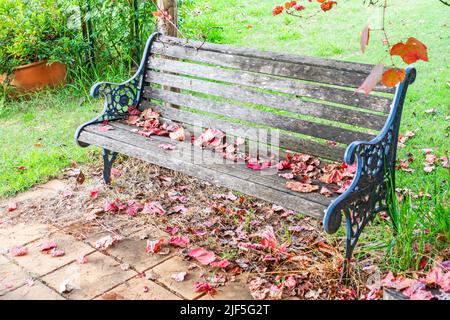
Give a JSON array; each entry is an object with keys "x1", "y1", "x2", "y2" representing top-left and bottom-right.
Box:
[
  {"x1": 79, "y1": 124, "x2": 328, "y2": 218},
  {"x1": 146, "y1": 88, "x2": 376, "y2": 145},
  {"x1": 146, "y1": 71, "x2": 387, "y2": 130},
  {"x1": 148, "y1": 57, "x2": 392, "y2": 113},
  {"x1": 110, "y1": 121, "x2": 338, "y2": 206},
  {"x1": 152, "y1": 39, "x2": 395, "y2": 93}
]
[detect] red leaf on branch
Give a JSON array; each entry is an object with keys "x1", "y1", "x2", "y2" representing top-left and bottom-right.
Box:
[
  {"x1": 356, "y1": 64, "x2": 384, "y2": 95},
  {"x1": 360, "y1": 25, "x2": 370, "y2": 53},
  {"x1": 390, "y1": 37, "x2": 428, "y2": 64},
  {"x1": 381, "y1": 68, "x2": 406, "y2": 87},
  {"x1": 272, "y1": 5, "x2": 284, "y2": 16},
  {"x1": 320, "y1": 1, "x2": 337, "y2": 12}
]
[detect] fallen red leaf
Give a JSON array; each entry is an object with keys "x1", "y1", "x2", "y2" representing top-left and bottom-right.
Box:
[
  {"x1": 50, "y1": 248, "x2": 65, "y2": 257},
  {"x1": 169, "y1": 236, "x2": 190, "y2": 248},
  {"x1": 194, "y1": 281, "x2": 216, "y2": 295},
  {"x1": 39, "y1": 241, "x2": 57, "y2": 252},
  {"x1": 124, "y1": 200, "x2": 142, "y2": 217},
  {"x1": 164, "y1": 226, "x2": 179, "y2": 235},
  {"x1": 90, "y1": 189, "x2": 99, "y2": 199},
  {"x1": 188, "y1": 247, "x2": 216, "y2": 265},
  {"x1": 7, "y1": 203, "x2": 17, "y2": 212},
  {"x1": 169, "y1": 127, "x2": 185, "y2": 141},
  {"x1": 146, "y1": 239, "x2": 164, "y2": 254},
  {"x1": 10, "y1": 246, "x2": 28, "y2": 257},
  {"x1": 143, "y1": 201, "x2": 166, "y2": 215},
  {"x1": 171, "y1": 272, "x2": 187, "y2": 282},
  {"x1": 210, "y1": 259, "x2": 230, "y2": 269},
  {"x1": 286, "y1": 181, "x2": 319, "y2": 193},
  {"x1": 159, "y1": 143, "x2": 176, "y2": 150}
]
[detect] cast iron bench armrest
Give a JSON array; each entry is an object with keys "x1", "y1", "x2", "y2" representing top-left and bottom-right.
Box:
[
  {"x1": 323, "y1": 66, "x2": 416, "y2": 259},
  {"x1": 75, "y1": 33, "x2": 160, "y2": 147}
]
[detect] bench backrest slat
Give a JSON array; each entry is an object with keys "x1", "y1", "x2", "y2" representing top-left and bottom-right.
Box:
[
  {"x1": 147, "y1": 71, "x2": 387, "y2": 130},
  {"x1": 146, "y1": 87, "x2": 375, "y2": 145},
  {"x1": 141, "y1": 37, "x2": 394, "y2": 161},
  {"x1": 142, "y1": 101, "x2": 347, "y2": 162},
  {"x1": 151, "y1": 37, "x2": 395, "y2": 94}
]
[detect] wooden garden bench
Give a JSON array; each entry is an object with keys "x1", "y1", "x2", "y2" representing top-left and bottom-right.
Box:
[{"x1": 75, "y1": 33, "x2": 416, "y2": 260}]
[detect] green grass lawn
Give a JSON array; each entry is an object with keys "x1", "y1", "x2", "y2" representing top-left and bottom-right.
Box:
[
  {"x1": 0, "y1": 0, "x2": 448, "y2": 271},
  {"x1": 0, "y1": 89, "x2": 98, "y2": 197}
]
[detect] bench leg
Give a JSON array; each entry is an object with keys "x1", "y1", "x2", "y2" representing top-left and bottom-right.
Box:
[{"x1": 102, "y1": 149, "x2": 118, "y2": 184}]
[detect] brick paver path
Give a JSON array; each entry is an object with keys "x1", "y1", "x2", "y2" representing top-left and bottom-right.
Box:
[{"x1": 0, "y1": 181, "x2": 253, "y2": 300}]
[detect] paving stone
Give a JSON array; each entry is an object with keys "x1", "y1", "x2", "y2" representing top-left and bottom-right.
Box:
[
  {"x1": 11, "y1": 232, "x2": 95, "y2": 277},
  {"x1": 42, "y1": 251, "x2": 136, "y2": 300},
  {"x1": 97, "y1": 275, "x2": 181, "y2": 300},
  {"x1": 151, "y1": 256, "x2": 204, "y2": 300},
  {"x1": 0, "y1": 256, "x2": 31, "y2": 296},
  {"x1": 0, "y1": 281, "x2": 65, "y2": 300},
  {"x1": 200, "y1": 278, "x2": 253, "y2": 300},
  {"x1": 83, "y1": 221, "x2": 150, "y2": 248},
  {"x1": 39, "y1": 180, "x2": 67, "y2": 192},
  {"x1": 4, "y1": 180, "x2": 67, "y2": 204},
  {"x1": 0, "y1": 222, "x2": 57, "y2": 251},
  {"x1": 103, "y1": 231, "x2": 173, "y2": 272}
]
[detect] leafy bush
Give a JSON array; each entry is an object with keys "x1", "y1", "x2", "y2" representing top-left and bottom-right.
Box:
[{"x1": 0, "y1": 0, "x2": 87, "y2": 76}]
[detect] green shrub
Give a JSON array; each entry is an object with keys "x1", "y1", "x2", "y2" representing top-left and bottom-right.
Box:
[{"x1": 0, "y1": 0, "x2": 87, "y2": 76}]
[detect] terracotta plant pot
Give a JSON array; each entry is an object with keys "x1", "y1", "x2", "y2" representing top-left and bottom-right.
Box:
[{"x1": 1, "y1": 61, "x2": 67, "y2": 92}]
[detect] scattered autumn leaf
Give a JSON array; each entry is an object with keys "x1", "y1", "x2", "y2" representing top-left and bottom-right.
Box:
[
  {"x1": 7, "y1": 202, "x2": 17, "y2": 212},
  {"x1": 10, "y1": 246, "x2": 28, "y2": 257},
  {"x1": 169, "y1": 236, "x2": 190, "y2": 248},
  {"x1": 146, "y1": 239, "x2": 164, "y2": 254},
  {"x1": 171, "y1": 272, "x2": 187, "y2": 282},
  {"x1": 39, "y1": 241, "x2": 57, "y2": 252},
  {"x1": 286, "y1": 181, "x2": 319, "y2": 193},
  {"x1": 159, "y1": 143, "x2": 176, "y2": 150},
  {"x1": 188, "y1": 247, "x2": 216, "y2": 265},
  {"x1": 194, "y1": 281, "x2": 216, "y2": 295}
]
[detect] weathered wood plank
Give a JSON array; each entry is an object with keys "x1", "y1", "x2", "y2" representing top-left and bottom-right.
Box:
[
  {"x1": 147, "y1": 57, "x2": 392, "y2": 113},
  {"x1": 157, "y1": 36, "x2": 377, "y2": 75},
  {"x1": 151, "y1": 40, "x2": 395, "y2": 93},
  {"x1": 112, "y1": 122, "x2": 339, "y2": 206},
  {"x1": 79, "y1": 126, "x2": 328, "y2": 217},
  {"x1": 90, "y1": 122, "x2": 333, "y2": 206},
  {"x1": 145, "y1": 71, "x2": 387, "y2": 130},
  {"x1": 146, "y1": 88, "x2": 375, "y2": 144},
  {"x1": 139, "y1": 101, "x2": 346, "y2": 161}
]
